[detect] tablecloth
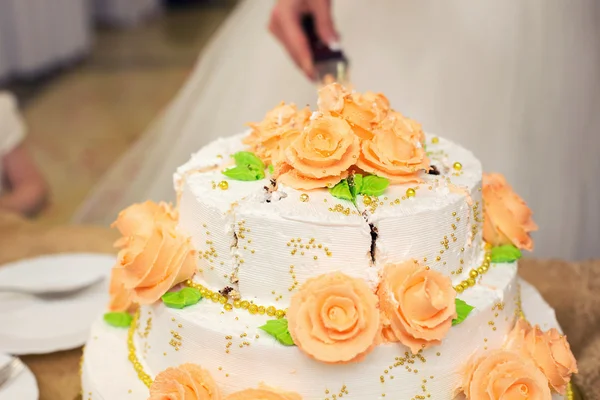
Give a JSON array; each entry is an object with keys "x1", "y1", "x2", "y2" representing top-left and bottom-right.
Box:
[{"x1": 0, "y1": 211, "x2": 596, "y2": 399}]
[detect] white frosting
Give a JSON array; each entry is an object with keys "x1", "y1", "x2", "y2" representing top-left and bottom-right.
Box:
[
  {"x1": 81, "y1": 320, "x2": 148, "y2": 399},
  {"x1": 136, "y1": 263, "x2": 519, "y2": 399},
  {"x1": 177, "y1": 134, "x2": 484, "y2": 306}
]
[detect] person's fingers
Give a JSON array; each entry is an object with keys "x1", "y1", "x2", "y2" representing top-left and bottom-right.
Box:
[
  {"x1": 307, "y1": 0, "x2": 338, "y2": 45},
  {"x1": 269, "y1": 2, "x2": 315, "y2": 79}
]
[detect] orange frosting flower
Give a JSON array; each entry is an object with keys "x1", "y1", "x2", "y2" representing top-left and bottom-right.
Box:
[
  {"x1": 244, "y1": 102, "x2": 311, "y2": 164},
  {"x1": 482, "y1": 173, "x2": 538, "y2": 251},
  {"x1": 378, "y1": 110, "x2": 426, "y2": 144},
  {"x1": 318, "y1": 83, "x2": 375, "y2": 140},
  {"x1": 356, "y1": 127, "x2": 429, "y2": 184},
  {"x1": 506, "y1": 319, "x2": 578, "y2": 394},
  {"x1": 277, "y1": 115, "x2": 360, "y2": 190},
  {"x1": 112, "y1": 201, "x2": 177, "y2": 248},
  {"x1": 287, "y1": 272, "x2": 381, "y2": 364},
  {"x1": 352, "y1": 91, "x2": 391, "y2": 124},
  {"x1": 107, "y1": 267, "x2": 133, "y2": 312},
  {"x1": 112, "y1": 201, "x2": 196, "y2": 305},
  {"x1": 270, "y1": 128, "x2": 301, "y2": 167},
  {"x1": 225, "y1": 384, "x2": 301, "y2": 400},
  {"x1": 377, "y1": 261, "x2": 456, "y2": 354},
  {"x1": 460, "y1": 349, "x2": 551, "y2": 400},
  {"x1": 149, "y1": 363, "x2": 221, "y2": 400}
]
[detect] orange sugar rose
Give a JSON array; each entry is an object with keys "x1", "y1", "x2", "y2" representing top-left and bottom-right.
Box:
[
  {"x1": 482, "y1": 173, "x2": 538, "y2": 251},
  {"x1": 506, "y1": 319, "x2": 578, "y2": 394},
  {"x1": 377, "y1": 261, "x2": 456, "y2": 354},
  {"x1": 460, "y1": 349, "x2": 551, "y2": 400},
  {"x1": 112, "y1": 201, "x2": 177, "y2": 248},
  {"x1": 107, "y1": 267, "x2": 133, "y2": 312},
  {"x1": 352, "y1": 91, "x2": 391, "y2": 124},
  {"x1": 317, "y1": 83, "x2": 376, "y2": 140},
  {"x1": 287, "y1": 272, "x2": 381, "y2": 364},
  {"x1": 378, "y1": 110, "x2": 426, "y2": 144},
  {"x1": 356, "y1": 127, "x2": 429, "y2": 184},
  {"x1": 111, "y1": 201, "x2": 196, "y2": 305},
  {"x1": 244, "y1": 102, "x2": 310, "y2": 164},
  {"x1": 149, "y1": 363, "x2": 221, "y2": 400},
  {"x1": 225, "y1": 384, "x2": 301, "y2": 400},
  {"x1": 276, "y1": 115, "x2": 360, "y2": 190}
]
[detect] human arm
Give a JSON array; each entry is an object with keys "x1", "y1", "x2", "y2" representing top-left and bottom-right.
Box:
[
  {"x1": 0, "y1": 144, "x2": 48, "y2": 217},
  {"x1": 269, "y1": 0, "x2": 339, "y2": 79}
]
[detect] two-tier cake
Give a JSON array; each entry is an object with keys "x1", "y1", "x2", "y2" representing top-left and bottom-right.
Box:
[{"x1": 81, "y1": 84, "x2": 577, "y2": 399}]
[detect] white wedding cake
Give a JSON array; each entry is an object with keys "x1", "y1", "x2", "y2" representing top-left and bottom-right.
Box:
[{"x1": 81, "y1": 84, "x2": 576, "y2": 400}]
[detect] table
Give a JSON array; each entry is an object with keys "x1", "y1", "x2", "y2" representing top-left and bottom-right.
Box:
[
  {"x1": 0, "y1": 211, "x2": 596, "y2": 399},
  {"x1": 0, "y1": 212, "x2": 117, "y2": 400}
]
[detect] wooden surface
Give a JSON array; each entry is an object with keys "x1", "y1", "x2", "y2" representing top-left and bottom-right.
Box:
[{"x1": 0, "y1": 210, "x2": 596, "y2": 399}]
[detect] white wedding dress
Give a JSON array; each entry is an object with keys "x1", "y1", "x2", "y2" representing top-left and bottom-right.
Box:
[{"x1": 74, "y1": 0, "x2": 600, "y2": 260}]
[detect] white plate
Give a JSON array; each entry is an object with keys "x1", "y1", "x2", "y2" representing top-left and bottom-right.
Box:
[
  {"x1": 0, "y1": 253, "x2": 115, "y2": 355},
  {"x1": 0, "y1": 354, "x2": 38, "y2": 399},
  {"x1": 0, "y1": 253, "x2": 111, "y2": 294}
]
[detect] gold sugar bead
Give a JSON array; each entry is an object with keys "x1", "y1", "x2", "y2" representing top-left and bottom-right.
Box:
[
  {"x1": 211, "y1": 293, "x2": 220, "y2": 302},
  {"x1": 218, "y1": 180, "x2": 229, "y2": 190},
  {"x1": 363, "y1": 196, "x2": 372, "y2": 205},
  {"x1": 299, "y1": 193, "x2": 309, "y2": 202},
  {"x1": 469, "y1": 269, "x2": 479, "y2": 278},
  {"x1": 406, "y1": 188, "x2": 416, "y2": 198},
  {"x1": 257, "y1": 306, "x2": 266, "y2": 315},
  {"x1": 219, "y1": 296, "x2": 228, "y2": 304},
  {"x1": 481, "y1": 265, "x2": 489, "y2": 272},
  {"x1": 240, "y1": 300, "x2": 250, "y2": 309},
  {"x1": 467, "y1": 278, "x2": 476, "y2": 287},
  {"x1": 266, "y1": 306, "x2": 276, "y2": 317},
  {"x1": 453, "y1": 162, "x2": 463, "y2": 171},
  {"x1": 431, "y1": 137, "x2": 439, "y2": 144},
  {"x1": 275, "y1": 309, "x2": 286, "y2": 319},
  {"x1": 249, "y1": 304, "x2": 259, "y2": 315},
  {"x1": 477, "y1": 267, "x2": 485, "y2": 275},
  {"x1": 454, "y1": 285, "x2": 464, "y2": 293},
  {"x1": 224, "y1": 303, "x2": 233, "y2": 311},
  {"x1": 233, "y1": 300, "x2": 242, "y2": 309}
]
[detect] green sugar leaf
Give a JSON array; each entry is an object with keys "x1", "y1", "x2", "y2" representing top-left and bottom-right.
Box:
[
  {"x1": 259, "y1": 319, "x2": 295, "y2": 346},
  {"x1": 161, "y1": 287, "x2": 203, "y2": 309},
  {"x1": 452, "y1": 298, "x2": 475, "y2": 326},
  {"x1": 222, "y1": 165, "x2": 262, "y2": 181},
  {"x1": 490, "y1": 245, "x2": 522, "y2": 263},
  {"x1": 268, "y1": 164, "x2": 274, "y2": 174},
  {"x1": 232, "y1": 151, "x2": 265, "y2": 171},
  {"x1": 329, "y1": 179, "x2": 354, "y2": 202},
  {"x1": 349, "y1": 174, "x2": 363, "y2": 199},
  {"x1": 360, "y1": 175, "x2": 390, "y2": 197},
  {"x1": 248, "y1": 164, "x2": 266, "y2": 180},
  {"x1": 103, "y1": 312, "x2": 133, "y2": 328}
]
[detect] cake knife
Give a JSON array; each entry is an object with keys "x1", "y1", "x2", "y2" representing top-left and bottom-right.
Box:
[{"x1": 301, "y1": 14, "x2": 350, "y2": 86}]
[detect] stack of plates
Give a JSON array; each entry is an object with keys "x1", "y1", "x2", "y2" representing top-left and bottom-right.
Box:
[{"x1": 0, "y1": 253, "x2": 115, "y2": 399}]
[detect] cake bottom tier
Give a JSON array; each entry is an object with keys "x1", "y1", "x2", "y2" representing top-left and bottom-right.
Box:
[{"x1": 82, "y1": 277, "x2": 566, "y2": 400}]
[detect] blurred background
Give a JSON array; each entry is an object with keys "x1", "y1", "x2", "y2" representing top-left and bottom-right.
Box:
[{"x1": 0, "y1": 0, "x2": 238, "y2": 225}]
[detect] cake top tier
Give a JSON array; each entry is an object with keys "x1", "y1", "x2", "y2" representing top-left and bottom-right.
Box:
[{"x1": 172, "y1": 83, "x2": 486, "y2": 308}]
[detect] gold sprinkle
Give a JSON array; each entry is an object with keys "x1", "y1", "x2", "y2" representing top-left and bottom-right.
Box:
[
  {"x1": 299, "y1": 193, "x2": 309, "y2": 202},
  {"x1": 218, "y1": 180, "x2": 229, "y2": 190}
]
